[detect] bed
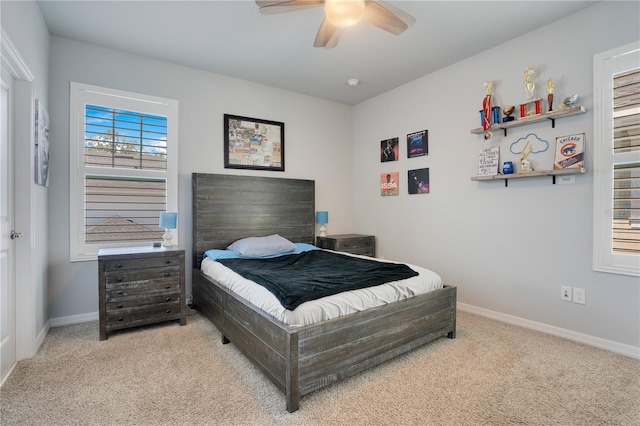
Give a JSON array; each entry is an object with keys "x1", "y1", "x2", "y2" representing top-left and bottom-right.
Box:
[{"x1": 191, "y1": 173, "x2": 456, "y2": 412}]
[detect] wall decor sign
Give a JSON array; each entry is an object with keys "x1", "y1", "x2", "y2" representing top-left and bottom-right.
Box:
[
  {"x1": 554, "y1": 133, "x2": 585, "y2": 170},
  {"x1": 477, "y1": 146, "x2": 500, "y2": 176},
  {"x1": 35, "y1": 99, "x2": 50, "y2": 187},
  {"x1": 224, "y1": 114, "x2": 284, "y2": 171},
  {"x1": 509, "y1": 133, "x2": 549, "y2": 173},
  {"x1": 380, "y1": 172, "x2": 399, "y2": 196},
  {"x1": 408, "y1": 168, "x2": 429, "y2": 194},
  {"x1": 380, "y1": 137, "x2": 399, "y2": 162},
  {"x1": 407, "y1": 130, "x2": 428, "y2": 158}
]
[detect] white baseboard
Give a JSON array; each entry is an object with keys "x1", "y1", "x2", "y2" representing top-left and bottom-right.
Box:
[
  {"x1": 49, "y1": 311, "x2": 98, "y2": 327},
  {"x1": 36, "y1": 321, "x2": 50, "y2": 350},
  {"x1": 458, "y1": 302, "x2": 640, "y2": 360}
]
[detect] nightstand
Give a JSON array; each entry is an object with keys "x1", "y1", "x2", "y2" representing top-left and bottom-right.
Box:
[
  {"x1": 315, "y1": 234, "x2": 375, "y2": 257},
  {"x1": 98, "y1": 246, "x2": 186, "y2": 340}
]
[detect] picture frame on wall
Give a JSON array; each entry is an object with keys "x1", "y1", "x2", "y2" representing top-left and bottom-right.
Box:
[
  {"x1": 380, "y1": 172, "x2": 399, "y2": 196},
  {"x1": 554, "y1": 133, "x2": 585, "y2": 170},
  {"x1": 408, "y1": 168, "x2": 429, "y2": 194},
  {"x1": 224, "y1": 114, "x2": 284, "y2": 171},
  {"x1": 34, "y1": 99, "x2": 50, "y2": 187},
  {"x1": 380, "y1": 137, "x2": 399, "y2": 162},
  {"x1": 407, "y1": 130, "x2": 428, "y2": 158}
]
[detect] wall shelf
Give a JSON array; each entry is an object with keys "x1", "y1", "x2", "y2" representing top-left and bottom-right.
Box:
[
  {"x1": 470, "y1": 106, "x2": 586, "y2": 136},
  {"x1": 471, "y1": 168, "x2": 586, "y2": 187}
]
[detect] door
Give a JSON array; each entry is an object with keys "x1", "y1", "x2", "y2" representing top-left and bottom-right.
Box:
[{"x1": 1, "y1": 64, "x2": 17, "y2": 384}]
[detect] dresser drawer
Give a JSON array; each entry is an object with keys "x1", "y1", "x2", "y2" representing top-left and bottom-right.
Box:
[
  {"x1": 334, "y1": 237, "x2": 374, "y2": 252},
  {"x1": 106, "y1": 301, "x2": 182, "y2": 331},
  {"x1": 103, "y1": 256, "x2": 182, "y2": 272},
  {"x1": 105, "y1": 278, "x2": 180, "y2": 300},
  {"x1": 106, "y1": 292, "x2": 181, "y2": 311},
  {"x1": 316, "y1": 234, "x2": 376, "y2": 257},
  {"x1": 342, "y1": 246, "x2": 375, "y2": 257},
  {"x1": 104, "y1": 266, "x2": 180, "y2": 285}
]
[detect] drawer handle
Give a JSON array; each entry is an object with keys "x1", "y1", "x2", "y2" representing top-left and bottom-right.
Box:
[
  {"x1": 164, "y1": 272, "x2": 171, "y2": 277},
  {"x1": 116, "y1": 263, "x2": 122, "y2": 268},
  {"x1": 116, "y1": 277, "x2": 123, "y2": 282},
  {"x1": 165, "y1": 297, "x2": 171, "y2": 302},
  {"x1": 165, "y1": 284, "x2": 171, "y2": 289},
  {"x1": 166, "y1": 309, "x2": 171, "y2": 314},
  {"x1": 165, "y1": 260, "x2": 171, "y2": 264},
  {"x1": 118, "y1": 317, "x2": 123, "y2": 321},
  {"x1": 117, "y1": 291, "x2": 123, "y2": 295},
  {"x1": 117, "y1": 304, "x2": 123, "y2": 309}
]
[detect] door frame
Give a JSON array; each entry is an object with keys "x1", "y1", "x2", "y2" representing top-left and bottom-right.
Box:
[{"x1": 1, "y1": 30, "x2": 38, "y2": 360}]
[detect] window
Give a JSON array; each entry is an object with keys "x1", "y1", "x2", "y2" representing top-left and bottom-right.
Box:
[
  {"x1": 593, "y1": 42, "x2": 640, "y2": 276},
  {"x1": 70, "y1": 83, "x2": 178, "y2": 261}
]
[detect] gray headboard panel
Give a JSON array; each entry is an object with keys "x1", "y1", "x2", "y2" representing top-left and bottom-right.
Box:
[{"x1": 192, "y1": 173, "x2": 315, "y2": 268}]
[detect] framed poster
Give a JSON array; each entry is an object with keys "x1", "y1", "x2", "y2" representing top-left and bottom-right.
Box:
[
  {"x1": 380, "y1": 172, "x2": 399, "y2": 196},
  {"x1": 224, "y1": 114, "x2": 284, "y2": 171},
  {"x1": 407, "y1": 130, "x2": 428, "y2": 158},
  {"x1": 408, "y1": 168, "x2": 429, "y2": 194},
  {"x1": 554, "y1": 133, "x2": 585, "y2": 170},
  {"x1": 380, "y1": 137, "x2": 399, "y2": 162}
]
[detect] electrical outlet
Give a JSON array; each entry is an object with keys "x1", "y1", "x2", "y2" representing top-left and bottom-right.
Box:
[
  {"x1": 561, "y1": 286, "x2": 572, "y2": 302},
  {"x1": 573, "y1": 288, "x2": 586, "y2": 305},
  {"x1": 557, "y1": 175, "x2": 575, "y2": 185}
]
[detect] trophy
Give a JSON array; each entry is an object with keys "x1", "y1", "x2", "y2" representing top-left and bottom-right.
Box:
[
  {"x1": 524, "y1": 66, "x2": 536, "y2": 100},
  {"x1": 520, "y1": 66, "x2": 541, "y2": 117},
  {"x1": 518, "y1": 140, "x2": 534, "y2": 173},
  {"x1": 503, "y1": 105, "x2": 515, "y2": 122},
  {"x1": 546, "y1": 78, "x2": 555, "y2": 112},
  {"x1": 482, "y1": 81, "x2": 493, "y2": 139}
]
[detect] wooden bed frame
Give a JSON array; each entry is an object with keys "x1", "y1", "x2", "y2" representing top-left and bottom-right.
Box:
[{"x1": 191, "y1": 173, "x2": 456, "y2": 412}]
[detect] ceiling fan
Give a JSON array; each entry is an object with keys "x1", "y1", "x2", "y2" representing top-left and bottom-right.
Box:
[{"x1": 255, "y1": 0, "x2": 416, "y2": 48}]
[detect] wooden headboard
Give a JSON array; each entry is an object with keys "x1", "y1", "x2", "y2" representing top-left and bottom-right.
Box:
[{"x1": 191, "y1": 173, "x2": 315, "y2": 268}]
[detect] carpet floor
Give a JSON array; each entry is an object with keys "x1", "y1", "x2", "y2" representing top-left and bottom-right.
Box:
[{"x1": 1, "y1": 310, "x2": 638, "y2": 425}]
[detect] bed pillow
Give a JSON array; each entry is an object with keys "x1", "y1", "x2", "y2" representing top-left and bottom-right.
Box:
[{"x1": 227, "y1": 234, "x2": 297, "y2": 257}]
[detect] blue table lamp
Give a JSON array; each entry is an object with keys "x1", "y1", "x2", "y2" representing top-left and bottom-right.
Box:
[
  {"x1": 316, "y1": 211, "x2": 328, "y2": 237},
  {"x1": 159, "y1": 212, "x2": 177, "y2": 247}
]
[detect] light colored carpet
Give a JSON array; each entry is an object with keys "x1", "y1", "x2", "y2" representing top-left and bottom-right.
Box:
[{"x1": 1, "y1": 311, "x2": 638, "y2": 426}]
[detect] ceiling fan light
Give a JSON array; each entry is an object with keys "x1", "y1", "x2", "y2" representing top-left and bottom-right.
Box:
[{"x1": 325, "y1": 0, "x2": 365, "y2": 27}]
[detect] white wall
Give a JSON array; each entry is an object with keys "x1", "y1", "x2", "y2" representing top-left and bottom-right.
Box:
[
  {"x1": 352, "y1": 1, "x2": 640, "y2": 350},
  {"x1": 47, "y1": 37, "x2": 354, "y2": 320},
  {"x1": 11, "y1": 0, "x2": 639, "y2": 354},
  {"x1": 1, "y1": 0, "x2": 50, "y2": 353}
]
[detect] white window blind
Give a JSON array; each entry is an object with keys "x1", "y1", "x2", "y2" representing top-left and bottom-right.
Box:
[
  {"x1": 70, "y1": 83, "x2": 178, "y2": 261},
  {"x1": 612, "y1": 70, "x2": 640, "y2": 255},
  {"x1": 593, "y1": 42, "x2": 640, "y2": 276},
  {"x1": 83, "y1": 105, "x2": 167, "y2": 244}
]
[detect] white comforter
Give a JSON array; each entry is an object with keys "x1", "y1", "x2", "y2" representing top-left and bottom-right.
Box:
[{"x1": 200, "y1": 250, "x2": 443, "y2": 327}]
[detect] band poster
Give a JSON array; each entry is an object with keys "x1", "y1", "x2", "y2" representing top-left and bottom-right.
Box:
[
  {"x1": 380, "y1": 172, "x2": 399, "y2": 196},
  {"x1": 408, "y1": 168, "x2": 429, "y2": 194},
  {"x1": 380, "y1": 138, "x2": 399, "y2": 162}
]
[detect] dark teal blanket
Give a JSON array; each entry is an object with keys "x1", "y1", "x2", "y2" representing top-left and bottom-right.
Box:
[{"x1": 218, "y1": 250, "x2": 418, "y2": 310}]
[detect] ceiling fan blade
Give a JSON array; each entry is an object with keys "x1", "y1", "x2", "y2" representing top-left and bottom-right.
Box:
[
  {"x1": 314, "y1": 17, "x2": 342, "y2": 48},
  {"x1": 256, "y1": 0, "x2": 324, "y2": 15},
  {"x1": 362, "y1": 0, "x2": 416, "y2": 35}
]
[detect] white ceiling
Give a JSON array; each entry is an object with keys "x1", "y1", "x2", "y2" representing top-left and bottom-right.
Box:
[{"x1": 37, "y1": 0, "x2": 597, "y2": 105}]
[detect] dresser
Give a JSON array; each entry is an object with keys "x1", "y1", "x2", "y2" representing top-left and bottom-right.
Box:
[
  {"x1": 98, "y1": 246, "x2": 186, "y2": 340},
  {"x1": 315, "y1": 234, "x2": 376, "y2": 257}
]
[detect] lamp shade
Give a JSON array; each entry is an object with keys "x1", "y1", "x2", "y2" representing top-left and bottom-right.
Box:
[
  {"x1": 315, "y1": 211, "x2": 328, "y2": 224},
  {"x1": 159, "y1": 212, "x2": 177, "y2": 229}
]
